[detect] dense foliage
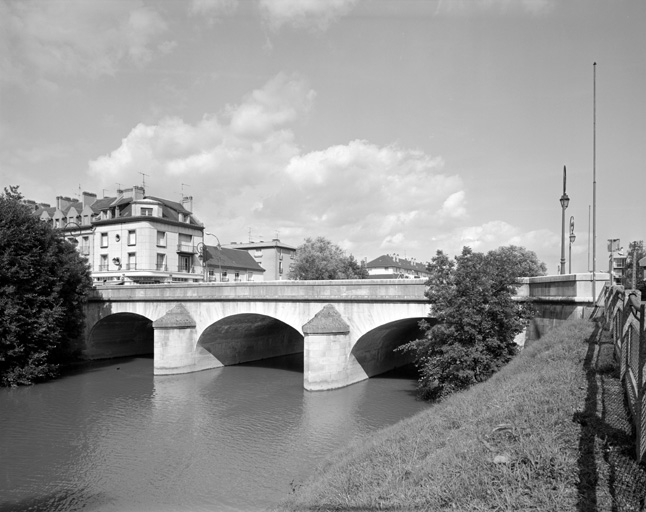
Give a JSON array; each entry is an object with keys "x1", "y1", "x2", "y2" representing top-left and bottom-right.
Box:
[
  {"x1": 625, "y1": 240, "x2": 645, "y2": 292},
  {"x1": 288, "y1": 236, "x2": 368, "y2": 280},
  {"x1": 399, "y1": 245, "x2": 543, "y2": 401},
  {"x1": 0, "y1": 187, "x2": 93, "y2": 386}
]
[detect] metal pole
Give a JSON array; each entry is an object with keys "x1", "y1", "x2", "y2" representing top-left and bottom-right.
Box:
[
  {"x1": 592, "y1": 62, "x2": 597, "y2": 299},
  {"x1": 560, "y1": 166, "x2": 568, "y2": 275}
]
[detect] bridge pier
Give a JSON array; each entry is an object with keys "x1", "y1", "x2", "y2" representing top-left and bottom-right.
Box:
[
  {"x1": 303, "y1": 305, "x2": 368, "y2": 391},
  {"x1": 153, "y1": 304, "x2": 221, "y2": 375}
]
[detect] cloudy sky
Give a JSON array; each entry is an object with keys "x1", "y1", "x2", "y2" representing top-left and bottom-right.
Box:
[{"x1": 1, "y1": 0, "x2": 644, "y2": 272}]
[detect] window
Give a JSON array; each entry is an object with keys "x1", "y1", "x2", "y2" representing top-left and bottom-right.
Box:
[
  {"x1": 100, "y1": 233, "x2": 108, "y2": 248},
  {"x1": 278, "y1": 249, "x2": 283, "y2": 260},
  {"x1": 279, "y1": 261, "x2": 283, "y2": 275},
  {"x1": 156, "y1": 231, "x2": 166, "y2": 247},
  {"x1": 221, "y1": 271, "x2": 228, "y2": 282},
  {"x1": 156, "y1": 253, "x2": 166, "y2": 271},
  {"x1": 141, "y1": 207, "x2": 153, "y2": 216},
  {"x1": 127, "y1": 253, "x2": 136, "y2": 270},
  {"x1": 247, "y1": 272, "x2": 253, "y2": 282},
  {"x1": 100, "y1": 254, "x2": 108, "y2": 271},
  {"x1": 234, "y1": 272, "x2": 240, "y2": 281},
  {"x1": 179, "y1": 233, "x2": 192, "y2": 244},
  {"x1": 128, "y1": 230, "x2": 136, "y2": 246},
  {"x1": 178, "y1": 255, "x2": 191, "y2": 273},
  {"x1": 254, "y1": 249, "x2": 262, "y2": 257}
]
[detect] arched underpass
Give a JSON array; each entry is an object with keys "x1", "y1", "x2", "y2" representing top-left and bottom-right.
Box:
[
  {"x1": 197, "y1": 314, "x2": 304, "y2": 366},
  {"x1": 87, "y1": 313, "x2": 154, "y2": 359},
  {"x1": 351, "y1": 318, "x2": 433, "y2": 379}
]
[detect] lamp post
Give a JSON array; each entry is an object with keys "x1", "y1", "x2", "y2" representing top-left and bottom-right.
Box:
[
  {"x1": 205, "y1": 232, "x2": 222, "y2": 281},
  {"x1": 559, "y1": 166, "x2": 570, "y2": 275},
  {"x1": 569, "y1": 216, "x2": 576, "y2": 274}
]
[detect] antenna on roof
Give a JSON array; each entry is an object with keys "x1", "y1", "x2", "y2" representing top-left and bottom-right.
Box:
[
  {"x1": 138, "y1": 172, "x2": 149, "y2": 189},
  {"x1": 181, "y1": 183, "x2": 190, "y2": 199},
  {"x1": 115, "y1": 182, "x2": 122, "y2": 191},
  {"x1": 248, "y1": 227, "x2": 252, "y2": 242},
  {"x1": 75, "y1": 184, "x2": 81, "y2": 200}
]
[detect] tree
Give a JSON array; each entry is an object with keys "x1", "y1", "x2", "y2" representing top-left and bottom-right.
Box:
[
  {"x1": 624, "y1": 240, "x2": 645, "y2": 291},
  {"x1": 488, "y1": 245, "x2": 547, "y2": 277},
  {"x1": 288, "y1": 237, "x2": 368, "y2": 280},
  {"x1": 398, "y1": 245, "x2": 541, "y2": 401},
  {"x1": 0, "y1": 186, "x2": 93, "y2": 386}
]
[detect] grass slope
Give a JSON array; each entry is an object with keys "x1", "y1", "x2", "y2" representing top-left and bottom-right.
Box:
[{"x1": 274, "y1": 319, "x2": 645, "y2": 511}]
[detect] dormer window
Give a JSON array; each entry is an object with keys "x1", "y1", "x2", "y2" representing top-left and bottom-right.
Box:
[{"x1": 141, "y1": 207, "x2": 153, "y2": 217}]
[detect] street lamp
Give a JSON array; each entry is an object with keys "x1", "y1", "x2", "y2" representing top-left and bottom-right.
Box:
[
  {"x1": 204, "y1": 232, "x2": 222, "y2": 281},
  {"x1": 569, "y1": 216, "x2": 576, "y2": 274},
  {"x1": 559, "y1": 166, "x2": 570, "y2": 275}
]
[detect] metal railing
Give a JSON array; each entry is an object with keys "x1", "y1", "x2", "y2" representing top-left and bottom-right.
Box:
[
  {"x1": 603, "y1": 284, "x2": 646, "y2": 461},
  {"x1": 177, "y1": 243, "x2": 196, "y2": 253}
]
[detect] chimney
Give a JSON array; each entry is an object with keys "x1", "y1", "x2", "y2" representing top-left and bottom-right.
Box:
[
  {"x1": 181, "y1": 195, "x2": 193, "y2": 212},
  {"x1": 133, "y1": 185, "x2": 145, "y2": 200},
  {"x1": 56, "y1": 196, "x2": 72, "y2": 210},
  {"x1": 82, "y1": 191, "x2": 97, "y2": 207}
]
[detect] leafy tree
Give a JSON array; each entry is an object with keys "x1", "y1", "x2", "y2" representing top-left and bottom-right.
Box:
[
  {"x1": 288, "y1": 237, "x2": 368, "y2": 280},
  {"x1": 624, "y1": 240, "x2": 645, "y2": 291},
  {"x1": 398, "y1": 245, "x2": 541, "y2": 401},
  {"x1": 488, "y1": 245, "x2": 547, "y2": 277},
  {"x1": 0, "y1": 186, "x2": 93, "y2": 386}
]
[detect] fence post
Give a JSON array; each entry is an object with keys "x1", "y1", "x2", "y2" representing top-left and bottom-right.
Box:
[{"x1": 638, "y1": 304, "x2": 646, "y2": 462}]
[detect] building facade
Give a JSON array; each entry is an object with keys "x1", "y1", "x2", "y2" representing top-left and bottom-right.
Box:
[
  {"x1": 365, "y1": 254, "x2": 430, "y2": 280},
  {"x1": 30, "y1": 187, "x2": 205, "y2": 284},
  {"x1": 203, "y1": 246, "x2": 266, "y2": 282},
  {"x1": 223, "y1": 239, "x2": 296, "y2": 280}
]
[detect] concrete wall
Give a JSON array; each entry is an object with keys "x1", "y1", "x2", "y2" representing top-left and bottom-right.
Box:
[{"x1": 516, "y1": 272, "x2": 610, "y2": 342}]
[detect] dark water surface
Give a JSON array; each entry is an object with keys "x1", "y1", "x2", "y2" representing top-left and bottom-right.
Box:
[{"x1": 0, "y1": 355, "x2": 428, "y2": 512}]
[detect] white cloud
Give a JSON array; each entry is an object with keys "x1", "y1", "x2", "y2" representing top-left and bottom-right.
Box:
[
  {"x1": 259, "y1": 0, "x2": 359, "y2": 31},
  {"x1": 189, "y1": 0, "x2": 237, "y2": 22},
  {"x1": 432, "y1": 221, "x2": 558, "y2": 262},
  {"x1": 85, "y1": 72, "x2": 555, "y2": 264},
  {"x1": 1, "y1": 0, "x2": 170, "y2": 84}
]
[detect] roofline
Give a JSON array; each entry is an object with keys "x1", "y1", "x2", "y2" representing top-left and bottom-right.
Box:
[{"x1": 92, "y1": 217, "x2": 204, "y2": 230}]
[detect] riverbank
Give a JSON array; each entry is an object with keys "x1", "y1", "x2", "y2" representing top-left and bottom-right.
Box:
[{"x1": 273, "y1": 319, "x2": 646, "y2": 511}]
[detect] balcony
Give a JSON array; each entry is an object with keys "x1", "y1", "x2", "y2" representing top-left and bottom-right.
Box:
[
  {"x1": 177, "y1": 243, "x2": 197, "y2": 254},
  {"x1": 177, "y1": 265, "x2": 197, "y2": 273},
  {"x1": 156, "y1": 264, "x2": 168, "y2": 271},
  {"x1": 125, "y1": 263, "x2": 137, "y2": 270},
  {"x1": 98, "y1": 264, "x2": 109, "y2": 271}
]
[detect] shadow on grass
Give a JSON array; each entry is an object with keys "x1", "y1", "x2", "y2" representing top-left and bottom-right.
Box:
[{"x1": 575, "y1": 322, "x2": 646, "y2": 512}]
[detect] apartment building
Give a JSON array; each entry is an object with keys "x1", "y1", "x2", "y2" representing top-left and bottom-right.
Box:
[
  {"x1": 365, "y1": 254, "x2": 430, "y2": 279},
  {"x1": 223, "y1": 239, "x2": 296, "y2": 280},
  {"x1": 31, "y1": 186, "x2": 205, "y2": 284}
]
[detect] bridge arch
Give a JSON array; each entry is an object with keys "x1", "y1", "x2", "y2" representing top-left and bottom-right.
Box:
[
  {"x1": 86, "y1": 312, "x2": 154, "y2": 359},
  {"x1": 197, "y1": 313, "x2": 303, "y2": 366},
  {"x1": 351, "y1": 317, "x2": 429, "y2": 379}
]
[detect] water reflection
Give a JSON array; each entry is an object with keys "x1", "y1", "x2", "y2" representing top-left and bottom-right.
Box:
[{"x1": 1, "y1": 355, "x2": 427, "y2": 512}]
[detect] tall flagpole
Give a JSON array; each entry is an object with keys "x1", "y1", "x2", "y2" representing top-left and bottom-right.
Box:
[{"x1": 592, "y1": 62, "x2": 597, "y2": 300}]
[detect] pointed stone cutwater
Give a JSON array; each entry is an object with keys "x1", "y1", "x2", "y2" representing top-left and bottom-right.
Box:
[
  {"x1": 303, "y1": 304, "x2": 366, "y2": 391},
  {"x1": 152, "y1": 303, "x2": 196, "y2": 330},
  {"x1": 303, "y1": 304, "x2": 350, "y2": 335}
]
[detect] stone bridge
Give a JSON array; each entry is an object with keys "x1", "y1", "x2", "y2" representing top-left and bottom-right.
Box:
[
  {"x1": 84, "y1": 280, "x2": 430, "y2": 390},
  {"x1": 83, "y1": 273, "x2": 608, "y2": 391}
]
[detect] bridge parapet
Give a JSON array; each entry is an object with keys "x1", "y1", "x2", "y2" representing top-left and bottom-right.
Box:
[
  {"x1": 88, "y1": 279, "x2": 429, "y2": 303},
  {"x1": 516, "y1": 272, "x2": 610, "y2": 303}
]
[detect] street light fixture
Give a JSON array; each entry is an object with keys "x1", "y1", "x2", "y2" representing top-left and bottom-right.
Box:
[
  {"x1": 569, "y1": 216, "x2": 576, "y2": 274},
  {"x1": 559, "y1": 166, "x2": 570, "y2": 275},
  {"x1": 204, "y1": 232, "x2": 222, "y2": 282}
]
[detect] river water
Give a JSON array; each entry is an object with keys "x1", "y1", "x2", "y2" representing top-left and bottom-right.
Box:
[{"x1": 0, "y1": 355, "x2": 428, "y2": 512}]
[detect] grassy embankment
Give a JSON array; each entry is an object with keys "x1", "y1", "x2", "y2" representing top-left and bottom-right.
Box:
[{"x1": 274, "y1": 319, "x2": 646, "y2": 511}]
